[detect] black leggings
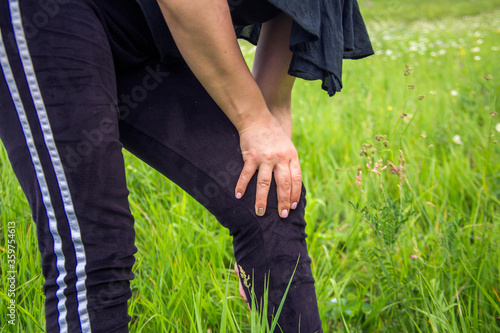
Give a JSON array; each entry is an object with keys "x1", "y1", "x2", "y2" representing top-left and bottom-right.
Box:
[{"x1": 0, "y1": 0, "x2": 322, "y2": 332}]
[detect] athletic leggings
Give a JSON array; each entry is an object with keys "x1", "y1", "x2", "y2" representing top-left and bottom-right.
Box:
[{"x1": 0, "y1": 0, "x2": 322, "y2": 332}]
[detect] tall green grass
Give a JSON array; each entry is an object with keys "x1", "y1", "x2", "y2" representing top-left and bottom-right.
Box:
[
  {"x1": 359, "y1": 0, "x2": 500, "y2": 22},
  {"x1": 1, "y1": 2, "x2": 500, "y2": 332}
]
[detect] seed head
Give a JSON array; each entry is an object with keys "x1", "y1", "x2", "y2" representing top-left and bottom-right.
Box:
[
  {"x1": 387, "y1": 161, "x2": 399, "y2": 175},
  {"x1": 404, "y1": 64, "x2": 414, "y2": 76},
  {"x1": 385, "y1": 151, "x2": 408, "y2": 185},
  {"x1": 484, "y1": 74, "x2": 493, "y2": 80},
  {"x1": 238, "y1": 265, "x2": 251, "y2": 289},
  {"x1": 418, "y1": 94, "x2": 425, "y2": 100},
  {"x1": 360, "y1": 143, "x2": 374, "y2": 157},
  {"x1": 398, "y1": 150, "x2": 406, "y2": 165}
]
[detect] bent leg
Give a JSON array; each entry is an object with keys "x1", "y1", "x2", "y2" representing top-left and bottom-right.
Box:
[
  {"x1": 0, "y1": 1, "x2": 138, "y2": 331},
  {"x1": 118, "y1": 64, "x2": 322, "y2": 332}
]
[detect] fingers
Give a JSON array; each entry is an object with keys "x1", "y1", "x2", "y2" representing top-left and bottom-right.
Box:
[
  {"x1": 235, "y1": 121, "x2": 302, "y2": 219},
  {"x1": 289, "y1": 157, "x2": 302, "y2": 210},
  {"x1": 235, "y1": 159, "x2": 257, "y2": 200},
  {"x1": 274, "y1": 162, "x2": 291, "y2": 218},
  {"x1": 255, "y1": 164, "x2": 273, "y2": 216},
  {"x1": 236, "y1": 158, "x2": 276, "y2": 217},
  {"x1": 274, "y1": 153, "x2": 301, "y2": 217},
  {"x1": 236, "y1": 155, "x2": 301, "y2": 219}
]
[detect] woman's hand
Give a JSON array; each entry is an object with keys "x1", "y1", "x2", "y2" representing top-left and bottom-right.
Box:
[
  {"x1": 235, "y1": 113, "x2": 301, "y2": 218},
  {"x1": 236, "y1": 12, "x2": 297, "y2": 217},
  {"x1": 157, "y1": 0, "x2": 300, "y2": 218}
]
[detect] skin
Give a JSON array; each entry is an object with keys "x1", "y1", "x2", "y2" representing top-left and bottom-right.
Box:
[
  {"x1": 157, "y1": 0, "x2": 300, "y2": 219},
  {"x1": 253, "y1": 12, "x2": 295, "y2": 140}
]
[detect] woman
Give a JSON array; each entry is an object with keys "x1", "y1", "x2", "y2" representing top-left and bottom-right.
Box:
[{"x1": 0, "y1": 0, "x2": 372, "y2": 332}]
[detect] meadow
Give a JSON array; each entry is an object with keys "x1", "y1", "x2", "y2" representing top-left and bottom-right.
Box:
[{"x1": 1, "y1": 0, "x2": 500, "y2": 332}]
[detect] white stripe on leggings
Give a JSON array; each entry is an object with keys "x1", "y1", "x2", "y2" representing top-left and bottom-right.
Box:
[
  {"x1": 7, "y1": 1, "x2": 91, "y2": 332},
  {"x1": 0, "y1": 29, "x2": 70, "y2": 333}
]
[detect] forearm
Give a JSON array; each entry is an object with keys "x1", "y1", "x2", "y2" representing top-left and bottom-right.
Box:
[
  {"x1": 157, "y1": 0, "x2": 273, "y2": 132},
  {"x1": 252, "y1": 13, "x2": 295, "y2": 136},
  {"x1": 157, "y1": 0, "x2": 302, "y2": 217}
]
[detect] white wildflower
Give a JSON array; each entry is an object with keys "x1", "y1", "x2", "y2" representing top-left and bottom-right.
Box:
[
  {"x1": 474, "y1": 55, "x2": 482, "y2": 61},
  {"x1": 471, "y1": 47, "x2": 481, "y2": 53},
  {"x1": 476, "y1": 39, "x2": 484, "y2": 45},
  {"x1": 496, "y1": 123, "x2": 500, "y2": 132},
  {"x1": 451, "y1": 90, "x2": 459, "y2": 96},
  {"x1": 453, "y1": 135, "x2": 463, "y2": 145}
]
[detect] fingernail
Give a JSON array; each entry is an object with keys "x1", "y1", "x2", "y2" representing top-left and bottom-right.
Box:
[
  {"x1": 236, "y1": 192, "x2": 242, "y2": 199},
  {"x1": 257, "y1": 208, "x2": 264, "y2": 216},
  {"x1": 291, "y1": 202, "x2": 298, "y2": 210},
  {"x1": 281, "y1": 209, "x2": 288, "y2": 218}
]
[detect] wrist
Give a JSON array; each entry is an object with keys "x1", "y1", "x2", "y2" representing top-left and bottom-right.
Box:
[
  {"x1": 270, "y1": 107, "x2": 293, "y2": 139},
  {"x1": 235, "y1": 107, "x2": 276, "y2": 135}
]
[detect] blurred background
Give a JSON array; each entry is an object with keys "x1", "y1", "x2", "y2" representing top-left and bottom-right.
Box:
[{"x1": 1, "y1": 0, "x2": 499, "y2": 332}]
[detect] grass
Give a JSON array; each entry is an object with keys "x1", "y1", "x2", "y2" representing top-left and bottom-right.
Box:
[
  {"x1": 359, "y1": 0, "x2": 500, "y2": 22},
  {"x1": 1, "y1": 1, "x2": 500, "y2": 332}
]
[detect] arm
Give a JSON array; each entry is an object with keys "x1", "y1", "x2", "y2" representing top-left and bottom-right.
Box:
[
  {"x1": 156, "y1": 0, "x2": 301, "y2": 217},
  {"x1": 253, "y1": 13, "x2": 295, "y2": 139}
]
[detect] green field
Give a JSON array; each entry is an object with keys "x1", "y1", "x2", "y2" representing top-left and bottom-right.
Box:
[{"x1": 1, "y1": 1, "x2": 500, "y2": 332}]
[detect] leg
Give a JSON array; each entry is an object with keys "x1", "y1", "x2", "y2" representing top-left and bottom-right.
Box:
[
  {"x1": 0, "y1": 1, "x2": 143, "y2": 331},
  {"x1": 117, "y1": 64, "x2": 323, "y2": 332}
]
